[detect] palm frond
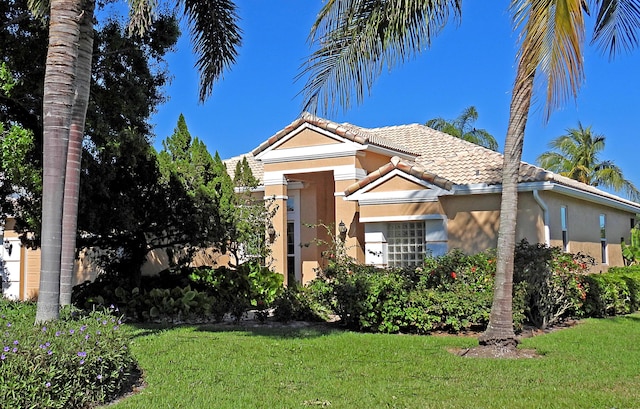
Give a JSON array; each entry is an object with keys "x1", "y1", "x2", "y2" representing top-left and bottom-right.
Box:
[
  {"x1": 180, "y1": 0, "x2": 242, "y2": 102},
  {"x1": 127, "y1": 0, "x2": 158, "y2": 36},
  {"x1": 592, "y1": 0, "x2": 640, "y2": 57},
  {"x1": 512, "y1": 0, "x2": 587, "y2": 120},
  {"x1": 26, "y1": 0, "x2": 49, "y2": 19},
  {"x1": 299, "y1": 0, "x2": 462, "y2": 115}
]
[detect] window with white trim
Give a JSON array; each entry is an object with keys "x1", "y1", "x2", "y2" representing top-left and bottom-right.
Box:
[
  {"x1": 425, "y1": 219, "x2": 448, "y2": 257},
  {"x1": 561, "y1": 206, "x2": 569, "y2": 252},
  {"x1": 387, "y1": 222, "x2": 425, "y2": 268},
  {"x1": 600, "y1": 213, "x2": 607, "y2": 264}
]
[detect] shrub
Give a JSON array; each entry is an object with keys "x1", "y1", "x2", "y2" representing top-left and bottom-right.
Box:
[
  {"x1": 416, "y1": 250, "x2": 526, "y2": 332},
  {"x1": 513, "y1": 240, "x2": 591, "y2": 329},
  {"x1": 313, "y1": 249, "x2": 526, "y2": 334},
  {"x1": 582, "y1": 269, "x2": 640, "y2": 317},
  {"x1": 272, "y1": 283, "x2": 331, "y2": 323},
  {"x1": 74, "y1": 261, "x2": 283, "y2": 323},
  {"x1": 0, "y1": 300, "x2": 137, "y2": 408}
]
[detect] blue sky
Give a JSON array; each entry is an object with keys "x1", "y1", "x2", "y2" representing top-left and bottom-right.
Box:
[{"x1": 150, "y1": 1, "x2": 640, "y2": 190}]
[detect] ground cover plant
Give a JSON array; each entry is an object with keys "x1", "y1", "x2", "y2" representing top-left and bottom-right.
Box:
[
  {"x1": 0, "y1": 299, "x2": 137, "y2": 408},
  {"x1": 106, "y1": 313, "x2": 640, "y2": 408}
]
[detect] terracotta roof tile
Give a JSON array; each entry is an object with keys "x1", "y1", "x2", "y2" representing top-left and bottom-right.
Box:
[
  {"x1": 344, "y1": 156, "x2": 454, "y2": 195},
  {"x1": 223, "y1": 152, "x2": 263, "y2": 184},
  {"x1": 251, "y1": 113, "x2": 419, "y2": 157},
  {"x1": 227, "y1": 114, "x2": 638, "y2": 207}
]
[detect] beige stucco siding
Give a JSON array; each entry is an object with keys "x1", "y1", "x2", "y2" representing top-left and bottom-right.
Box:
[
  {"x1": 263, "y1": 156, "x2": 355, "y2": 173},
  {"x1": 276, "y1": 128, "x2": 338, "y2": 149},
  {"x1": 541, "y1": 191, "x2": 633, "y2": 271},
  {"x1": 440, "y1": 193, "x2": 543, "y2": 255},
  {"x1": 359, "y1": 202, "x2": 443, "y2": 220},
  {"x1": 356, "y1": 151, "x2": 396, "y2": 174},
  {"x1": 368, "y1": 175, "x2": 426, "y2": 193}
]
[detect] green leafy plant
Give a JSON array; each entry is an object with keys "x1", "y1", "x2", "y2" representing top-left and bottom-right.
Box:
[
  {"x1": 621, "y1": 227, "x2": 640, "y2": 266},
  {"x1": 513, "y1": 240, "x2": 592, "y2": 329},
  {"x1": 582, "y1": 269, "x2": 640, "y2": 317},
  {"x1": 0, "y1": 300, "x2": 137, "y2": 408}
]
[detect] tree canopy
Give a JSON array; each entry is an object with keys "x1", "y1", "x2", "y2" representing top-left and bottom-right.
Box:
[
  {"x1": 426, "y1": 106, "x2": 498, "y2": 151},
  {"x1": 537, "y1": 123, "x2": 640, "y2": 201}
]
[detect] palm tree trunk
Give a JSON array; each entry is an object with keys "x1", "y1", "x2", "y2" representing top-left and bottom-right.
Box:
[
  {"x1": 36, "y1": 0, "x2": 83, "y2": 323},
  {"x1": 59, "y1": 0, "x2": 94, "y2": 306},
  {"x1": 478, "y1": 62, "x2": 534, "y2": 348}
]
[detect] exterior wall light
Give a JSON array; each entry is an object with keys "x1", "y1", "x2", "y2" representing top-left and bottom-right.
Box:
[
  {"x1": 267, "y1": 223, "x2": 276, "y2": 242},
  {"x1": 3, "y1": 240, "x2": 12, "y2": 256},
  {"x1": 338, "y1": 220, "x2": 347, "y2": 241}
]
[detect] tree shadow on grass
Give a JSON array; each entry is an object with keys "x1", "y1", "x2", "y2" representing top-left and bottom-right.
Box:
[{"x1": 127, "y1": 319, "x2": 346, "y2": 340}]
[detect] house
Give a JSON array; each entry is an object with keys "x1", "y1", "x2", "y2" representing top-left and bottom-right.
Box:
[
  {"x1": 225, "y1": 113, "x2": 640, "y2": 285},
  {"x1": 3, "y1": 113, "x2": 639, "y2": 300}
]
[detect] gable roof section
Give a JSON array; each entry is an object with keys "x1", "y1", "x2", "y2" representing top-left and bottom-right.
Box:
[
  {"x1": 251, "y1": 113, "x2": 419, "y2": 158},
  {"x1": 344, "y1": 156, "x2": 454, "y2": 196},
  {"x1": 365, "y1": 123, "x2": 548, "y2": 185}
]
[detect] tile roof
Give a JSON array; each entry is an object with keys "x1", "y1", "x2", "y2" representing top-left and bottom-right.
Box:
[
  {"x1": 226, "y1": 114, "x2": 639, "y2": 207},
  {"x1": 344, "y1": 156, "x2": 454, "y2": 195},
  {"x1": 251, "y1": 113, "x2": 419, "y2": 157},
  {"x1": 223, "y1": 152, "x2": 264, "y2": 184}
]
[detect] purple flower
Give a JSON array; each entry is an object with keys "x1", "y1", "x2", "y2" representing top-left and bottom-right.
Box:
[
  {"x1": 41, "y1": 326, "x2": 47, "y2": 332},
  {"x1": 113, "y1": 326, "x2": 119, "y2": 331},
  {"x1": 45, "y1": 342, "x2": 50, "y2": 347},
  {"x1": 12, "y1": 340, "x2": 18, "y2": 345},
  {"x1": 97, "y1": 374, "x2": 103, "y2": 380},
  {"x1": 47, "y1": 350, "x2": 53, "y2": 355},
  {"x1": 55, "y1": 331, "x2": 61, "y2": 337},
  {"x1": 45, "y1": 382, "x2": 51, "y2": 388},
  {"x1": 79, "y1": 360, "x2": 85, "y2": 365},
  {"x1": 3, "y1": 346, "x2": 9, "y2": 352},
  {"x1": 80, "y1": 325, "x2": 87, "y2": 332},
  {"x1": 85, "y1": 335, "x2": 90, "y2": 340},
  {"x1": 69, "y1": 329, "x2": 75, "y2": 335},
  {"x1": 102, "y1": 320, "x2": 107, "y2": 325},
  {"x1": 11, "y1": 347, "x2": 17, "y2": 353},
  {"x1": 77, "y1": 351, "x2": 87, "y2": 357},
  {"x1": 6, "y1": 323, "x2": 11, "y2": 328},
  {"x1": 1, "y1": 354, "x2": 5, "y2": 360},
  {"x1": 96, "y1": 330, "x2": 101, "y2": 335}
]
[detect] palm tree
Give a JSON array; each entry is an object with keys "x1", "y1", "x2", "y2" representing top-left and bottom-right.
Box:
[
  {"x1": 32, "y1": 0, "x2": 241, "y2": 322},
  {"x1": 537, "y1": 123, "x2": 640, "y2": 201},
  {"x1": 426, "y1": 106, "x2": 499, "y2": 150},
  {"x1": 300, "y1": 0, "x2": 639, "y2": 349}
]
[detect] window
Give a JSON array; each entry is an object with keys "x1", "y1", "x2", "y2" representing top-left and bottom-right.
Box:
[
  {"x1": 363, "y1": 218, "x2": 448, "y2": 268},
  {"x1": 287, "y1": 222, "x2": 295, "y2": 284},
  {"x1": 600, "y1": 214, "x2": 607, "y2": 264},
  {"x1": 561, "y1": 206, "x2": 569, "y2": 252},
  {"x1": 387, "y1": 222, "x2": 425, "y2": 268}
]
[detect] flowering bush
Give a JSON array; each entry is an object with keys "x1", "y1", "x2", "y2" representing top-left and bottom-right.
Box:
[
  {"x1": 0, "y1": 300, "x2": 137, "y2": 408},
  {"x1": 313, "y1": 248, "x2": 526, "y2": 334},
  {"x1": 513, "y1": 240, "x2": 592, "y2": 329}
]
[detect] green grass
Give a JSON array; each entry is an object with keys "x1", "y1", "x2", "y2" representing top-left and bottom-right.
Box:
[{"x1": 109, "y1": 315, "x2": 640, "y2": 409}]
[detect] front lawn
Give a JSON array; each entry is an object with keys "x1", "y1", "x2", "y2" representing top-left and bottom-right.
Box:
[{"x1": 109, "y1": 314, "x2": 640, "y2": 408}]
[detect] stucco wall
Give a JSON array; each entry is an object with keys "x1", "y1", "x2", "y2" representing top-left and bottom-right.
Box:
[{"x1": 541, "y1": 191, "x2": 633, "y2": 272}]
